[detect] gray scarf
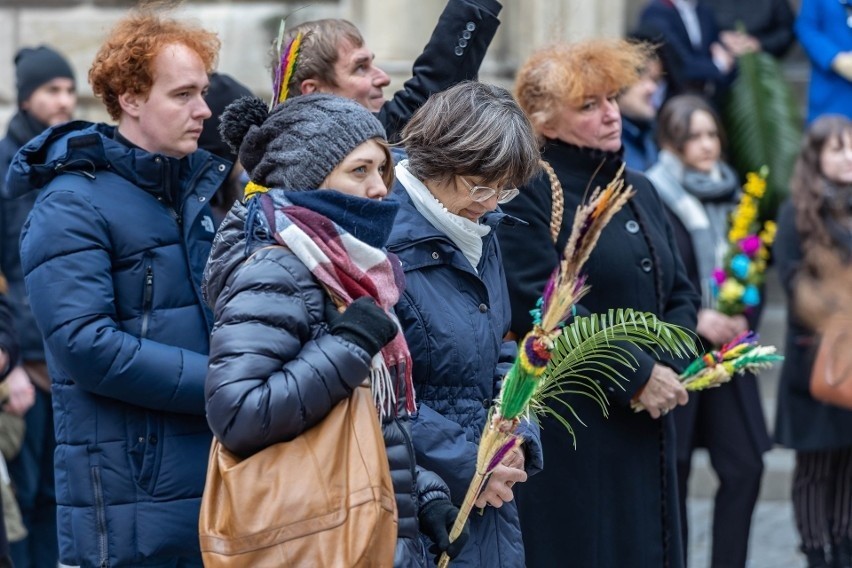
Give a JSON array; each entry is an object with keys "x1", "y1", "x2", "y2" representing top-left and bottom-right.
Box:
[{"x1": 647, "y1": 150, "x2": 739, "y2": 307}]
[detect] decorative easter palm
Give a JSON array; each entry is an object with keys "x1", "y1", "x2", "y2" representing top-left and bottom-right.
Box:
[
  {"x1": 631, "y1": 331, "x2": 783, "y2": 412},
  {"x1": 270, "y1": 17, "x2": 304, "y2": 109},
  {"x1": 437, "y1": 166, "x2": 697, "y2": 567}
]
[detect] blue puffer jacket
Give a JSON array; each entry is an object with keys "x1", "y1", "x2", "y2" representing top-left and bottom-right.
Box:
[
  {"x1": 203, "y1": 199, "x2": 451, "y2": 567},
  {"x1": 8, "y1": 121, "x2": 228, "y2": 567},
  {"x1": 387, "y1": 186, "x2": 543, "y2": 568}
]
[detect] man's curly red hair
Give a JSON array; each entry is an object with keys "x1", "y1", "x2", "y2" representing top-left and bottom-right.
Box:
[{"x1": 89, "y1": 10, "x2": 220, "y2": 120}]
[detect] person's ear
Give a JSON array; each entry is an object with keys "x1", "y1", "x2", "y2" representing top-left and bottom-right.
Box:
[
  {"x1": 299, "y1": 79, "x2": 321, "y2": 95},
  {"x1": 118, "y1": 91, "x2": 143, "y2": 118},
  {"x1": 538, "y1": 119, "x2": 559, "y2": 140}
]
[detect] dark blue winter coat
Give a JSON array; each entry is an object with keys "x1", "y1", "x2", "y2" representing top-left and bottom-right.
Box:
[
  {"x1": 7, "y1": 121, "x2": 228, "y2": 567},
  {"x1": 387, "y1": 185, "x2": 543, "y2": 568}
]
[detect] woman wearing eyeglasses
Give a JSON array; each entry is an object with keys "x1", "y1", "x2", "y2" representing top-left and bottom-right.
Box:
[
  {"x1": 499, "y1": 39, "x2": 699, "y2": 568},
  {"x1": 387, "y1": 81, "x2": 542, "y2": 568}
]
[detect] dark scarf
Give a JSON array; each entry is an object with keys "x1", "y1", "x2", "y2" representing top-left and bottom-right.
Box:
[
  {"x1": 6, "y1": 111, "x2": 47, "y2": 147},
  {"x1": 285, "y1": 190, "x2": 400, "y2": 249}
]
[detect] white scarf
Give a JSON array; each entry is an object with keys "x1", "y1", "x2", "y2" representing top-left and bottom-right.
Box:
[{"x1": 395, "y1": 161, "x2": 491, "y2": 271}]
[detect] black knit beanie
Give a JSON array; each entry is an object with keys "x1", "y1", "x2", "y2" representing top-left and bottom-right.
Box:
[
  {"x1": 219, "y1": 93, "x2": 386, "y2": 190},
  {"x1": 198, "y1": 73, "x2": 253, "y2": 160},
  {"x1": 15, "y1": 46, "x2": 75, "y2": 106}
]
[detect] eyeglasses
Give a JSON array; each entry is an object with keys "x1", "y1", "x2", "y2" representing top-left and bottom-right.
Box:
[{"x1": 459, "y1": 177, "x2": 520, "y2": 204}]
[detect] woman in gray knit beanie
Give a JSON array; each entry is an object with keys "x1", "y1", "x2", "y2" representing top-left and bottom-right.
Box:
[
  {"x1": 201, "y1": 92, "x2": 468, "y2": 567},
  {"x1": 219, "y1": 93, "x2": 392, "y2": 193}
]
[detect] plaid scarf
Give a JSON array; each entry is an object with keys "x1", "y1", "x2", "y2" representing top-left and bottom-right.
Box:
[{"x1": 258, "y1": 191, "x2": 415, "y2": 419}]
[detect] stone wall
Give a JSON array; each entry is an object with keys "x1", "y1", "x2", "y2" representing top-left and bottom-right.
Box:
[{"x1": 0, "y1": 0, "x2": 629, "y2": 126}]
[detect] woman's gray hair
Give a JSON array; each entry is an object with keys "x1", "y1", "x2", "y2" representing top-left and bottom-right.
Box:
[{"x1": 400, "y1": 81, "x2": 541, "y2": 187}]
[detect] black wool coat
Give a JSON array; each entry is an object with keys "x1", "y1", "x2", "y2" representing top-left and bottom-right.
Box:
[
  {"x1": 499, "y1": 140, "x2": 699, "y2": 568},
  {"x1": 773, "y1": 201, "x2": 852, "y2": 451},
  {"x1": 376, "y1": 0, "x2": 501, "y2": 142}
]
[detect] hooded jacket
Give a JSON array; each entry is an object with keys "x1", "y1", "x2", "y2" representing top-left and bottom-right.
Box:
[
  {"x1": 202, "y1": 200, "x2": 451, "y2": 567},
  {"x1": 8, "y1": 120, "x2": 227, "y2": 567}
]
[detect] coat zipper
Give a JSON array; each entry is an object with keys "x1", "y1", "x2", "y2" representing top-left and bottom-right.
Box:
[
  {"x1": 140, "y1": 264, "x2": 153, "y2": 339},
  {"x1": 91, "y1": 466, "x2": 109, "y2": 567}
]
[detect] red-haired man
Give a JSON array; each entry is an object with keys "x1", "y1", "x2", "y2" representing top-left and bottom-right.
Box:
[{"x1": 7, "y1": 9, "x2": 228, "y2": 567}]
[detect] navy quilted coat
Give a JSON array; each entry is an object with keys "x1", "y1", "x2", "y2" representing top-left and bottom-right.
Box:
[
  {"x1": 8, "y1": 121, "x2": 227, "y2": 567},
  {"x1": 386, "y1": 185, "x2": 543, "y2": 568}
]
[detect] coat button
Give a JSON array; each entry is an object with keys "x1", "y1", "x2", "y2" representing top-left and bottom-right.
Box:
[
  {"x1": 138, "y1": 436, "x2": 145, "y2": 443},
  {"x1": 218, "y1": 164, "x2": 227, "y2": 172},
  {"x1": 482, "y1": 398, "x2": 490, "y2": 408},
  {"x1": 458, "y1": 39, "x2": 468, "y2": 48},
  {"x1": 626, "y1": 220, "x2": 640, "y2": 234},
  {"x1": 149, "y1": 435, "x2": 158, "y2": 444},
  {"x1": 466, "y1": 22, "x2": 476, "y2": 31},
  {"x1": 479, "y1": 303, "x2": 488, "y2": 313},
  {"x1": 198, "y1": 195, "x2": 206, "y2": 202},
  {"x1": 462, "y1": 30, "x2": 472, "y2": 40},
  {"x1": 454, "y1": 46, "x2": 464, "y2": 56},
  {"x1": 640, "y1": 258, "x2": 653, "y2": 272},
  {"x1": 431, "y1": 251, "x2": 440, "y2": 260}
]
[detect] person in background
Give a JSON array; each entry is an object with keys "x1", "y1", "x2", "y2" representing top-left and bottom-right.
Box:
[
  {"x1": 703, "y1": 0, "x2": 796, "y2": 58},
  {"x1": 774, "y1": 115, "x2": 852, "y2": 568},
  {"x1": 8, "y1": 9, "x2": 228, "y2": 567},
  {"x1": 503, "y1": 38, "x2": 700, "y2": 568},
  {"x1": 280, "y1": 0, "x2": 502, "y2": 140},
  {"x1": 795, "y1": 0, "x2": 852, "y2": 123},
  {"x1": 0, "y1": 275, "x2": 20, "y2": 568},
  {"x1": 0, "y1": 44, "x2": 75, "y2": 568},
  {"x1": 204, "y1": 93, "x2": 466, "y2": 566},
  {"x1": 196, "y1": 72, "x2": 253, "y2": 226},
  {"x1": 638, "y1": 0, "x2": 736, "y2": 109},
  {"x1": 646, "y1": 94, "x2": 771, "y2": 568},
  {"x1": 620, "y1": 37, "x2": 664, "y2": 171},
  {"x1": 388, "y1": 81, "x2": 542, "y2": 567}
]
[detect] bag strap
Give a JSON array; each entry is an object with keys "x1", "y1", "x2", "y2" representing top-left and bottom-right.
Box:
[{"x1": 540, "y1": 159, "x2": 563, "y2": 244}]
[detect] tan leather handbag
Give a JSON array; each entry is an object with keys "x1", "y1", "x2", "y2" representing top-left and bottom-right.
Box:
[
  {"x1": 809, "y1": 318, "x2": 852, "y2": 410},
  {"x1": 199, "y1": 384, "x2": 397, "y2": 567}
]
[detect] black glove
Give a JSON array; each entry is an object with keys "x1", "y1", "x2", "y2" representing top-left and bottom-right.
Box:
[
  {"x1": 418, "y1": 499, "x2": 469, "y2": 563},
  {"x1": 328, "y1": 296, "x2": 398, "y2": 358}
]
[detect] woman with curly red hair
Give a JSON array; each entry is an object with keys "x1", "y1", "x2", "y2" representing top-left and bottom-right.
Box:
[{"x1": 499, "y1": 38, "x2": 699, "y2": 567}]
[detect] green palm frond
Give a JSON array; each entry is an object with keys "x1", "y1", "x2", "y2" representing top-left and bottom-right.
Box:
[
  {"x1": 723, "y1": 51, "x2": 802, "y2": 222},
  {"x1": 531, "y1": 309, "x2": 697, "y2": 447}
]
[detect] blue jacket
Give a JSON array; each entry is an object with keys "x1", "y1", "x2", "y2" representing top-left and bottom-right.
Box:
[
  {"x1": 795, "y1": 0, "x2": 852, "y2": 123},
  {"x1": 639, "y1": 0, "x2": 736, "y2": 108},
  {"x1": 387, "y1": 186, "x2": 543, "y2": 568},
  {"x1": 8, "y1": 121, "x2": 228, "y2": 567}
]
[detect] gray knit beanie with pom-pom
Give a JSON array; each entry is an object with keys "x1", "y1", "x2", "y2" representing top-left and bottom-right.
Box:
[{"x1": 219, "y1": 93, "x2": 386, "y2": 191}]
